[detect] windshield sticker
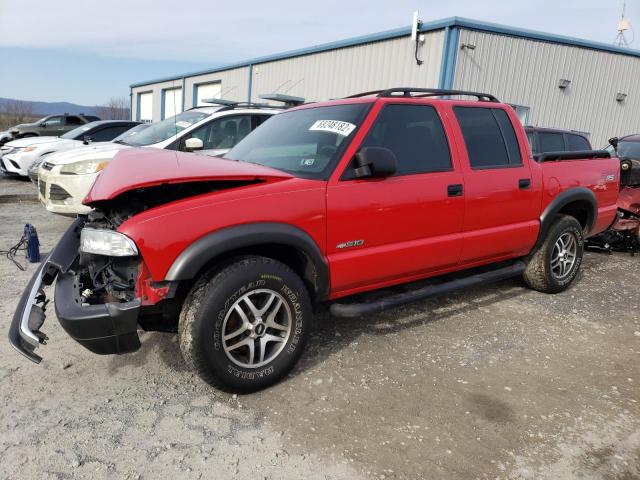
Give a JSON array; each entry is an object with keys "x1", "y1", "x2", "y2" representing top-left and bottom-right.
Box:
[
  {"x1": 309, "y1": 120, "x2": 356, "y2": 137},
  {"x1": 300, "y1": 158, "x2": 315, "y2": 166},
  {"x1": 175, "y1": 121, "x2": 192, "y2": 129}
]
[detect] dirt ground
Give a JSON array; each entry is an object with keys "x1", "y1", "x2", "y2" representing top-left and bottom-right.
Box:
[{"x1": 1, "y1": 174, "x2": 639, "y2": 480}]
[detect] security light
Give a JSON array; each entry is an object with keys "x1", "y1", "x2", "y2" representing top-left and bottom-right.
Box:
[
  {"x1": 460, "y1": 43, "x2": 476, "y2": 50},
  {"x1": 558, "y1": 79, "x2": 571, "y2": 89},
  {"x1": 616, "y1": 92, "x2": 628, "y2": 102}
]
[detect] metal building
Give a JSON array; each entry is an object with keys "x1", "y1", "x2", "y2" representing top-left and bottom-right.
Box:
[{"x1": 130, "y1": 17, "x2": 640, "y2": 146}]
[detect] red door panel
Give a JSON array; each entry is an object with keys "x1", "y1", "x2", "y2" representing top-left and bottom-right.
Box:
[{"x1": 327, "y1": 172, "x2": 465, "y2": 295}]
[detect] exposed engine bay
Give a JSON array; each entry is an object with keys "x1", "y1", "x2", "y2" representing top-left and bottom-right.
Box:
[{"x1": 77, "y1": 180, "x2": 261, "y2": 305}]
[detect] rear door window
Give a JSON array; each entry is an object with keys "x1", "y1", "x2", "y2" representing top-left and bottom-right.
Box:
[
  {"x1": 90, "y1": 125, "x2": 133, "y2": 142},
  {"x1": 565, "y1": 134, "x2": 591, "y2": 151},
  {"x1": 454, "y1": 107, "x2": 521, "y2": 168},
  {"x1": 357, "y1": 104, "x2": 452, "y2": 176},
  {"x1": 65, "y1": 116, "x2": 83, "y2": 125},
  {"x1": 538, "y1": 132, "x2": 565, "y2": 153}
]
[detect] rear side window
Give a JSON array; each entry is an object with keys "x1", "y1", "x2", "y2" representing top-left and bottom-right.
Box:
[
  {"x1": 454, "y1": 107, "x2": 521, "y2": 168},
  {"x1": 66, "y1": 116, "x2": 83, "y2": 125},
  {"x1": 566, "y1": 134, "x2": 591, "y2": 151},
  {"x1": 359, "y1": 104, "x2": 452, "y2": 176},
  {"x1": 538, "y1": 132, "x2": 565, "y2": 153},
  {"x1": 90, "y1": 125, "x2": 133, "y2": 142}
]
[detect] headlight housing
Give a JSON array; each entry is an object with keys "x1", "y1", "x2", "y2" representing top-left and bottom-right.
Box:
[
  {"x1": 22, "y1": 146, "x2": 37, "y2": 153},
  {"x1": 61, "y1": 159, "x2": 109, "y2": 175},
  {"x1": 80, "y1": 228, "x2": 138, "y2": 257}
]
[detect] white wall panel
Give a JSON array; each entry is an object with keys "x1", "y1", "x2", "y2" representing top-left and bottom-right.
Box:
[{"x1": 454, "y1": 29, "x2": 640, "y2": 146}]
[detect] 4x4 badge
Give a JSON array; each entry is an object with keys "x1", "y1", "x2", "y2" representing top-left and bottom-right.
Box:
[{"x1": 336, "y1": 240, "x2": 365, "y2": 249}]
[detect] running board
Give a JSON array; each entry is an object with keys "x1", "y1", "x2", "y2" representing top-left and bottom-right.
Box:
[{"x1": 329, "y1": 261, "x2": 526, "y2": 318}]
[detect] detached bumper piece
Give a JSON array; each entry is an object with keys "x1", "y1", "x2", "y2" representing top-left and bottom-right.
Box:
[
  {"x1": 8, "y1": 217, "x2": 142, "y2": 363},
  {"x1": 55, "y1": 273, "x2": 141, "y2": 355}
]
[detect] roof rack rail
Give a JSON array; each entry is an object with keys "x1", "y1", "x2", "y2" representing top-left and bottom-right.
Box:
[
  {"x1": 194, "y1": 99, "x2": 286, "y2": 112},
  {"x1": 346, "y1": 88, "x2": 499, "y2": 102},
  {"x1": 259, "y1": 93, "x2": 306, "y2": 108}
]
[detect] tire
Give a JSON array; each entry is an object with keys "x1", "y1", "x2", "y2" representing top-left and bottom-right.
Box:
[
  {"x1": 523, "y1": 215, "x2": 584, "y2": 293},
  {"x1": 178, "y1": 256, "x2": 312, "y2": 393},
  {"x1": 18, "y1": 133, "x2": 37, "y2": 138}
]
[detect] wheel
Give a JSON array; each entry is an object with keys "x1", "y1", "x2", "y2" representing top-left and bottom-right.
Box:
[
  {"x1": 178, "y1": 256, "x2": 312, "y2": 392},
  {"x1": 19, "y1": 133, "x2": 37, "y2": 138},
  {"x1": 523, "y1": 215, "x2": 584, "y2": 293}
]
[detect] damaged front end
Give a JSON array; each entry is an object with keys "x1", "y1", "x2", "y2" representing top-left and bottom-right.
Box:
[{"x1": 9, "y1": 216, "x2": 144, "y2": 362}]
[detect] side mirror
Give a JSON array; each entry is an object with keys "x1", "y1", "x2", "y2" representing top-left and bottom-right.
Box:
[
  {"x1": 83, "y1": 135, "x2": 92, "y2": 145},
  {"x1": 185, "y1": 137, "x2": 204, "y2": 152},
  {"x1": 609, "y1": 137, "x2": 619, "y2": 150},
  {"x1": 40, "y1": 122, "x2": 47, "y2": 127},
  {"x1": 353, "y1": 147, "x2": 397, "y2": 178}
]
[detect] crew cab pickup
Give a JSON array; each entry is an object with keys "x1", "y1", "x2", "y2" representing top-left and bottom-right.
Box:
[{"x1": 9, "y1": 88, "x2": 620, "y2": 392}]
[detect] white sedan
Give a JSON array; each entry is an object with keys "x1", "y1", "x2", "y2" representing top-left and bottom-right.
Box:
[
  {"x1": 38, "y1": 105, "x2": 277, "y2": 216},
  {"x1": 0, "y1": 120, "x2": 139, "y2": 177}
]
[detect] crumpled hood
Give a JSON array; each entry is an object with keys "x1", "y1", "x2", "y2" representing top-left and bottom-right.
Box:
[
  {"x1": 46, "y1": 142, "x2": 129, "y2": 166},
  {"x1": 6, "y1": 136, "x2": 61, "y2": 148},
  {"x1": 85, "y1": 148, "x2": 293, "y2": 202}
]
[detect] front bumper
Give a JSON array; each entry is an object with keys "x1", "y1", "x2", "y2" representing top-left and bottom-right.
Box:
[
  {"x1": 38, "y1": 167, "x2": 95, "y2": 216},
  {"x1": 8, "y1": 218, "x2": 142, "y2": 363},
  {"x1": 3, "y1": 152, "x2": 32, "y2": 176}
]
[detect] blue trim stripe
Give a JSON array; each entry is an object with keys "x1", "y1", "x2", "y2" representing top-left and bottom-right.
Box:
[
  {"x1": 441, "y1": 27, "x2": 460, "y2": 89},
  {"x1": 438, "y1": 27, "x2": 451, "y2": 89},
  {"x1": 130, "y1": 16, "x2": 640, "y2": 90}
]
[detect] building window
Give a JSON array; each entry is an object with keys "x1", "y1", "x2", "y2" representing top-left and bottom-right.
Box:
[
  {"x1": 194, "y1": 82, "x2": 222, "y2": 107},
  {"x1": 162, "y1": 87, "x2": 183, "y2": 120},
  {"x1": 137, "y1": 92, "x2": 153, "y2": 123}
]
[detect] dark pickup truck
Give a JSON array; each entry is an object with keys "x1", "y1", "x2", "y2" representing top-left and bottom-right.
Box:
[{"x1": 10, "y1": 88, "x2": 620, "y2": 392}]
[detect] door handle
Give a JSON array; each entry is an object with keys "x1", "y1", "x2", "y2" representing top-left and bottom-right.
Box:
[
  {"x1": 518, "y1": 178, "x2": 531, "y2": 189},
  {"x1": 447, "y1": 184, "x2": 463, "y2": 197}
]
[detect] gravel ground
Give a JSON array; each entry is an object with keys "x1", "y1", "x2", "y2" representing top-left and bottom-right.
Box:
[{"x1": 1, "y1": 174, "x2": 639, "y2": 480}]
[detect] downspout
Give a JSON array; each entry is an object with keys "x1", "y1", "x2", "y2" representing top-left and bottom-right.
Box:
[
  {"x1": 181, "y1": 76, "x2": 186, "y2": 111},
  {"x1": 247, "y1": 64, "x2": 253, "y2": 103},
  {"x1": 129, "y1": 91, "x2": 133, "y2": 121},
  {"x1": 441, "y1": 27, "x2": 460, "y2": 90}
]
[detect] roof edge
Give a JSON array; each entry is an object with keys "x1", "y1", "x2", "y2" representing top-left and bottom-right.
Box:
[
  {"x1": 130, "y1": 16, "x2": 640, "y2": 89},
  {"x1": 130, "y1": 18, "x2": 454, "y2": 88}
]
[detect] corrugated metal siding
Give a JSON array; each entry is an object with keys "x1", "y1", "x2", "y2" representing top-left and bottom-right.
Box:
[
  {"x1": 453, "y1": 29, "x2": 640, "y2": 146},
  {"x1": 250, "y1": 31, "x2": 444, "y2": 102},
  {"x1": 131, "y1": 31, "x2": 444, "y2": 120}
]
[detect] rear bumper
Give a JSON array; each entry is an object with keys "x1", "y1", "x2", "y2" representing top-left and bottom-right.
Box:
[{"x1": 8, "y1": 218, "x2": 141, "y2": 363}]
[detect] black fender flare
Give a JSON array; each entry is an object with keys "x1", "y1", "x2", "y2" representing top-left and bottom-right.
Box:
[
  {"x1": 164, "y1": 222, "x2": 330, "y2": 300},
  {"x1": 535, "y1": 187, "x2": 597, "y2": 249}
]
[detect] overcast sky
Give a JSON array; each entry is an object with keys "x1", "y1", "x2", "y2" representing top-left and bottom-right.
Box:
[{"x1": 0, "y1": 0, "x2": 637, "y2": 104}]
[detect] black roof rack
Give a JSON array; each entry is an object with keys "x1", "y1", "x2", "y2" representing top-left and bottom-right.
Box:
[
  {"x1": 188, "y1": 100, "x2": 285, "y2": 112},
  {"x1": 346, "y1": 87, "x2": 499, "y2": 103},
  {"x1": 259, "y1": 93, "x2": 306, "y2": 108}
]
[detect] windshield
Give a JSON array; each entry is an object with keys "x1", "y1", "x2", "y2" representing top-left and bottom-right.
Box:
[
  {"x1": 615, "y1": 140, "x2": 640, "y2": 159},
  {"x1": 112, "y1": 123, "x2": 150, "y2": 144},
  {"x1": 224, "y1": 103, "x2": 370, "y2": 179},
  {"x1": 125, "y1": 111, "x2": 210, "y2": 147},
  {"x1": 61, "y1": 124, "x2": 94, "y2": 140}
]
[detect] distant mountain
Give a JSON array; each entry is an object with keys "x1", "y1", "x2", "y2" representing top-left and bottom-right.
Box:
[{"x1": 0, "y1": 97, "x2": 124, "y2": 117}]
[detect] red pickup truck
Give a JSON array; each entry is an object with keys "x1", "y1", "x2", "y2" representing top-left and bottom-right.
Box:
[{"x1": 10, "y1": 88, "x2": 620, "y2": 392}]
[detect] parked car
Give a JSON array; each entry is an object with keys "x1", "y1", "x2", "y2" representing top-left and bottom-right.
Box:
[
  {"x1": 26, "y1": 121, "x2": 144, "y2": 184},
  {"x1": 9, "y1": 113, "x2": 100, "y2": 139},
  {"x1": 525, "y1": 126, "x2": 592, "y2": 157},
  {"x1": 604, "y1": 134, "x2": 640, "y2": 159},
  {"x1": 0, "y1": 130, "x2": 13, "y2": 148},
  {"x1": 0, "y1": 120, "x2": 139, "y2": 177},
  {"x1": 37, "y1": 104, "x2": 277, "y2": 216},
  {"x1": 10, "y1": 88, "x2": 619, "y2": 393}
]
